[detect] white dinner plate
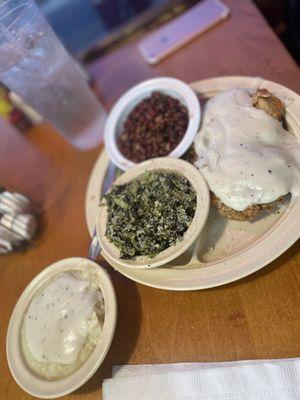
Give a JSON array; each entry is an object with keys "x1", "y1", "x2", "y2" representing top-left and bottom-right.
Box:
[{"x1": 85, "y1": 76, "x2": 300, "y2": 291}]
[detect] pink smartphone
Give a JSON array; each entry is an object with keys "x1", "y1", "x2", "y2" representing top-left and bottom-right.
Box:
[{"x1": 138, "y1": 0, "x2": 230, "y2": 65}]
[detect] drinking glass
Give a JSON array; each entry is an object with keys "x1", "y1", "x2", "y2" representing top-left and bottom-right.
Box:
[{"x1": 0, "y1": 0, "x2": 106, "y2": 150}]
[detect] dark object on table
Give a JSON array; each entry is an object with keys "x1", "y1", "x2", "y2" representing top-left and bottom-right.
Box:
[
  {"x1": 36, "y1": 0, "x2": 198, "y2": 59},
  {"x1": 254, "y1": 0, "x2": 300, "y2": 64},
  {"x1": 8, "y1": 109, "x2": 32, "y2": 133}
]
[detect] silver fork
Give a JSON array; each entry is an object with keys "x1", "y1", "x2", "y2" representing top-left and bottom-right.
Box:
[{"x1": 88, "y1": 161, "x2": 117, "y2": 260}]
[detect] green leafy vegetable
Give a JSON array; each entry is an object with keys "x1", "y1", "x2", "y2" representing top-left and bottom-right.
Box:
[{"x1": 103, "y1": 171, "x2": 196, "y2": 259}]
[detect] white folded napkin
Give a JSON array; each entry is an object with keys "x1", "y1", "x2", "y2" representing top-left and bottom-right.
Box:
[{"x1": 103, "y1": 358, "x2": 300, "y2": 400}]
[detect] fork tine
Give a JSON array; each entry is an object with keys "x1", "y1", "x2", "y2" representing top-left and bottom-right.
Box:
[{"x1": 88, "y1": 161, "x2": 117, "y2": 261}]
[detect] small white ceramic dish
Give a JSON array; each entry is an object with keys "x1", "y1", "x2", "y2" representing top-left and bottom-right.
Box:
[
  {"x1": 97, "y1": 157, "x2": 210, "y2": 269},
  {"x1": 104, "y1": 77, "x2": 201, "y2": 171},
  {"x1": 6, "y1": 257, "x2": 117, "y2": 398}
]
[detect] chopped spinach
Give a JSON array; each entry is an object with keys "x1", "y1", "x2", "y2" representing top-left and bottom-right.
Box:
[{"x1": 103, "y1": 171, "x2": 196, "y2": 259}]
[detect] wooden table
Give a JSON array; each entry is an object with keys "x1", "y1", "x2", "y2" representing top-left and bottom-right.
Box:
[{"x1": 1, "y1": 0, "x2": 299, "y2": 398}]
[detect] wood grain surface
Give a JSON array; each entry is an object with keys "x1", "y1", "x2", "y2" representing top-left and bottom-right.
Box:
[{"x1": 0, "y1": 0, "x2": 299, "y2": 399}]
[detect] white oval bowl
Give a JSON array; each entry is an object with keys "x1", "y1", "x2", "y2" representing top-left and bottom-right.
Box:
[
  {"x1": 97, "y1": 157, "x2": 210, "y2": 269},
  {"x1": 6, "y1": 257, "x2": 117, "y2": 399},
  {"x1": 104, "y1": 77, "x2": 201, "y2": 171}
]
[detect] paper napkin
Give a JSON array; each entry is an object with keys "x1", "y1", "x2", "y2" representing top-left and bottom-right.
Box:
[{"x1": 103, "y1": 358, "x2": 300, "y2": 400}]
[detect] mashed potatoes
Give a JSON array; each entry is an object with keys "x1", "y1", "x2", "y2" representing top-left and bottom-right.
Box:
[{"x1": 22, "y1": 269, "x2": 105, "y2": 380}]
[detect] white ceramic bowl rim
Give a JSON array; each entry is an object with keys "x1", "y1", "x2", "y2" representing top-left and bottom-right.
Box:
[
  {"x1": 6, "y1": 257, "x2": 117, "y2": 399},
  {"x1": 97, "y1": 157, "x2": 210, "y2": 269},
  {"x1": 104, "y1": 77, "x2": 201, "y2": 171}
]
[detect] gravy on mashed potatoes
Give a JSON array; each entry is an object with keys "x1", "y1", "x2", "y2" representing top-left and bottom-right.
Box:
[{"x1": 22, "y1": 270, "x2": 104, "y2": 380}]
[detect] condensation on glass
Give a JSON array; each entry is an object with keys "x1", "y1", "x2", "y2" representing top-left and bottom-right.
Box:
[{"x1": 0, "y1": 0, "x2": 106, "y2": 149}]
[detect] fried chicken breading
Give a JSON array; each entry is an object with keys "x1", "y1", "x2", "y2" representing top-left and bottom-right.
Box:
[
  {"x1": 211, "y1": 192, "x2": 283, "y2": 221},
  {"x1": 210, "y1": 89, "x2": 286, "y2": 220},
  {"x1": 252, "y1": 88, "x2": 285, "y2": 121}
]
